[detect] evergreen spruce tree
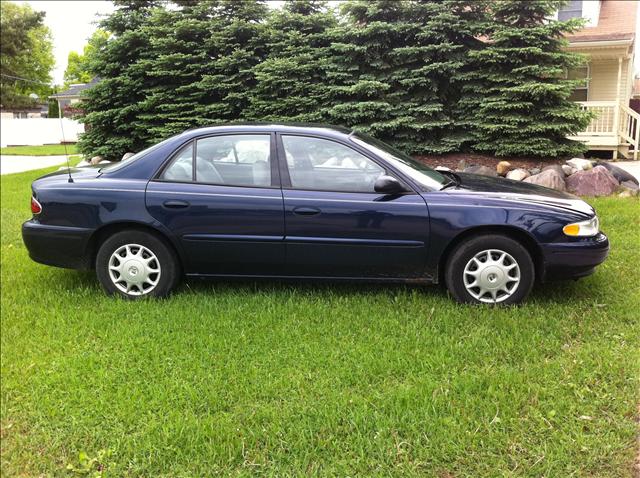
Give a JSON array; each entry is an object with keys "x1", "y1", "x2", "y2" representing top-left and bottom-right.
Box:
[
  {"x1": 137, "y1": 1, "x2": 222, "y2": 141},
  {"x1": 196, "y1": 0, "x2": 269, "y2": 123},
  {"x1": 322, "y1": 0, "x2": 478, "y2": 155},
  {"x1": 78, "y1": 0, "x2": 160, "y2": 160},
  {"x1": 245, "y1": 0, "x2": 337, "y2": 122},
  {"x1": 467, "y1": 0, "x2": 591, "y2": 157}
]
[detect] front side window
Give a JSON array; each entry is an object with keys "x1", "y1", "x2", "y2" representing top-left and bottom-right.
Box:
[
  {"x1": 282, "y1": 135, "x2": 384, "y2": 193},
  {"x1": 196, "y1": 135, "x2": 271, "y2": 187}
]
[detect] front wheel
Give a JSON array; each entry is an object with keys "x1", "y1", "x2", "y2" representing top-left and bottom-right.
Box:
[
  {"x1": 96, "y1": 230, "x2": 180, "y2": 299},
  {"x1": 445, "y1": 234, "x2": 535, "y2": 305}
]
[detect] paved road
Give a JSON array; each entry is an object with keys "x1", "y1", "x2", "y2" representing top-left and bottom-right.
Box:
[{"x1": 0, "y1": 155, "x2": 69, "y2": 175}]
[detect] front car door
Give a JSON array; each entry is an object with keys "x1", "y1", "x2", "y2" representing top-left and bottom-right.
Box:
[
  {"x1": 146, "y1": 133, "x2": 285, "y2": 276},
  {"x1": 278, "y1": 134, "x2": 430, "y2": 278}
]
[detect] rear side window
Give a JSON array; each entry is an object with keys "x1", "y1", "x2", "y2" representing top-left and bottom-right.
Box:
[
  {"x1": 161, "y1": 143, "x2": 193, "y2": 181},
  {"x1": 196, "y1": 135, "x2": 271, "y2": 187}
]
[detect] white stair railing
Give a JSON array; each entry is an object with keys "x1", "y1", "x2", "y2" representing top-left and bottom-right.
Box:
[{"x1": 618, "y1": 104, "x2": 640, "y2": 160}]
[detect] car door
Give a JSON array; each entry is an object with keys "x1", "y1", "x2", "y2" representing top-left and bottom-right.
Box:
[
  {"x1": 146, "y1": 133, "x2": 285, "y2": 275},
  {"x1": 278, "y1": 134, "x2": 430, "y2": 278}
]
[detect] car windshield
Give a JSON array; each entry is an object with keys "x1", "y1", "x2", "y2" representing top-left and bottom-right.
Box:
[
  {"x1": 99, "y1": 135, "x2": 179, "y2": 172},
  {"x1": 350, "y1": 133, "x2": 448, "y2": 191}
]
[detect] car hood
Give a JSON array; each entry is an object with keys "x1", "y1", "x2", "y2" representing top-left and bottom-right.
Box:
[{"x1": 441, "y1": 172, "x2": 594, "y2": 217}]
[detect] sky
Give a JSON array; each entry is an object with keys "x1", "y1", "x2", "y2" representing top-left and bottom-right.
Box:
[{"x1": 20, "y1": 0, "x2": 640, "y2": 86}]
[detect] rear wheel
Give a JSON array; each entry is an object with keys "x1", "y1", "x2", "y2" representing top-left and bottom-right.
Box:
[
  {"x1": 445, "y1": 234, "x2": 534, "y2": 305},
  {"x1": 96, "y1": 230, "x2": 180, "y2": 299}
]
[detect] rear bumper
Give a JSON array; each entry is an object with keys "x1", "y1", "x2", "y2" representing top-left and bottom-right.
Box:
[
  {"x1": 22, "y1": 220, "x2": 93, "y2": 269},
  {"x1": 541, "y1": 233, "x2": 609, "y2": 282}
]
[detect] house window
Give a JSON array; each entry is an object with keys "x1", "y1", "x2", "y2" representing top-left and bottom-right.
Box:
[
  {"x1": 568, "y1": 66, "x2": 589, "y2": 101},
  {"x1": 558, "y1": 0, "x2": 582, "y2": 21}
]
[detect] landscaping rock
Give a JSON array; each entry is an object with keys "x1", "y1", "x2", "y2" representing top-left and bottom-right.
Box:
[
  {"x1": 121, "y1": 152, "x2": 135, "y2": 161},
  {"x1": 562, "y1": 164, "x2": 577, "y2": 176},
  {"x1": 565, "y1": 165, "x2": 619, "y2": 196},
  {"x1": 457, "y1": 159, "x2": 467, "y2": 171},
  {"x1": 566, "y1": 157, "x2": 594, "y2": 171},
  {"x1": 464, "y1": 165, "x2": 498, "y2": 177},
  {"x1": 542, "y1": 164, "x2": 566, "y2": 177},
  {"x1": 506, "y1": 168, "x2": 530, "y2": 181},
  {"x1": 596, "y1": 161, "x2": 639, "y2": 186},
  {"x1": 523, "y1": 169, "x2": 566, "y2": 191},
  {"x1": 529, "y1": 168, "x2": 541, "y2": 176},
  {"x1": 621, "y1": 180, "x2": 639, "y2": 191},
  {"x1": 90, "y1": 155, "x2": 104, "y2": 165},
  {"x1": 496, "y1": 161, "x2": 511, "y2": 176},
  {"x1": 435, "y1": 166, "x2": 452, "y2": 172},
  {"x1": 75, "y1": 160, "x2": 91, "y2": 168}
]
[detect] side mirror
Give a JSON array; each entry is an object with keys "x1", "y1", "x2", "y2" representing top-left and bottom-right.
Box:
[{"x1": 374, "y1": 175, "x2": 405, "y2": 194}]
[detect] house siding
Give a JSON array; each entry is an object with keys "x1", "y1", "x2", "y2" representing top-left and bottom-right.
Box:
[{"x1": 587, "y1": 58, "x2": 629, "y2": 101}]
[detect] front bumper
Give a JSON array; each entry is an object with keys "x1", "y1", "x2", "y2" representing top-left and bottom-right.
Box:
[
  {"x1": 22, "y1": 220, "x2": 93, "y2": 269},
  {"x1": 541, "y1": 232, "x2": 609, "y2": 282}
]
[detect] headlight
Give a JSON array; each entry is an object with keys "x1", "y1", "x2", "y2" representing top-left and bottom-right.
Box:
[{"x1": 563, "y1": 216, "x2": 599, "y2": 237}]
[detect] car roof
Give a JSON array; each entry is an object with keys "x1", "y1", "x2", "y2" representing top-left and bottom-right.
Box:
[{"x1": 181, "y1": 123, "x2": 353, "y2": 139}]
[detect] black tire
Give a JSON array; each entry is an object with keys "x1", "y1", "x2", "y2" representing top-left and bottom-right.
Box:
[
  {"x1": 96, "y1": 230, "x2": 180, "y2": 299},
  {"x1": 444, "y1": 234, "x2": 535, "y2": 305}
]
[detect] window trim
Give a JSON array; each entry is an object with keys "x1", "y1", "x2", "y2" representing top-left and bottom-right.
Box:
[
  {"x1": 558, "y1": 0, "x2": 583, "y2": 21},
  {"x1": 152, "y1": 132, "x2": 280, "y2": 190},
  {"x1": 276, "y1": 132, "x2": 416, "y2": 195}
]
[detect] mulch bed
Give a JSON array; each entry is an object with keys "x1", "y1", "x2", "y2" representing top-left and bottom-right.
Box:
[{"x1": 414, "y1": 153, "x2": 565, "y2": 171}]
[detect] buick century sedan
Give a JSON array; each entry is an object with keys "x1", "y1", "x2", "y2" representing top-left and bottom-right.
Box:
[{"x1": 22, "y1": 124, "x2": 609, "y2": 304}]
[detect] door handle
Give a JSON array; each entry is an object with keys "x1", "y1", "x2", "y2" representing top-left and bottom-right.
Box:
[
  {"x1": 292, "y1": 206, "x2": 321, "y2": 216},
  {"x1": 163, "y1": 200, "x2": 190, "y2": 209}
]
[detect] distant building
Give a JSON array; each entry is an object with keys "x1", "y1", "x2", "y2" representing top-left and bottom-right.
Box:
[{"x1": 48, "y1": 77, "x2": 100, "y2": 116}]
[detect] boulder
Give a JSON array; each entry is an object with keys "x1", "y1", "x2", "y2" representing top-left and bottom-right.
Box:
[
  {"x1": 457, "y1": 159, "x2": 467, "y2": 171},
  {"x1": 596, "y1": 161, "x2": 639, "y2": 186},
  {"x1": 506, "y1": 168, "x2": 530, "y2": 181},
  {"x1": 529, "y1": 168, "x2": 541, "y2": 176},
  {"x1": 496, "y1": 161, "x2": 512, "y2": 176},
  {"x1": 464, "y1": 165, "x2": 498, "y2": 177},
  {"x1": 565, "y1": 165, "x2": 619, "y2": 196},
  {"x1": 621, "y1": 180, "x2": 639, "y2": 191},
  {"x1": 75, "y1": 160, "x2": 91, "y2": 168},
  {"x1": 90, "y1": 155, "x2": 104, "y2": 165},
  {"x1": 566, "y1": 157, "x2": 594, "y2": 171},
  {"x1": 562, "y1": 164, "x2": 578, "y2": 176},
  {"x1": 523, "y1": 169, "x2": 566, "y2": 191},
  {"x1": 435, "y1": 166, "x2": 452, "y2": 172},
  {"x1": 121, "y1": 152, "x2": 136, "y2": 161},
  {"x1": 542, "y1": 164, "x2": 566, "y2": 177}
]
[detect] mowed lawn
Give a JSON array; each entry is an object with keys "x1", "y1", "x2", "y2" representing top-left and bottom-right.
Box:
[
  {"x1": 1, "y1": 166, "x2": 639, "y2": 477},
  {"x1": 0, "y1": 144, "x2": 78, "y2": 156}
]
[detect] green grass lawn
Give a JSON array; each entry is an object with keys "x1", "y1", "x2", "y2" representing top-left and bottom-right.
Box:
[
  {"x1": 0, "y1": 144, "x2": 78, "y2": 156},
  {"x1": 1, "y1": 166, "x2": 639, "y2": 477}
]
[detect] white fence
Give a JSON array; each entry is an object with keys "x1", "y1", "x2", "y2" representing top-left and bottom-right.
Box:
[{"x1": 0, "y1": 118, "x2": 84, "y2": 147}]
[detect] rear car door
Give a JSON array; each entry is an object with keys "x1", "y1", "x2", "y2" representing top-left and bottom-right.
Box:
[
  {"x1": 278, "y1": 134, "x2": 430, "y2": 278},
  {"x1": 146, "y1": 133, "x2": 285, "y2": 275}
]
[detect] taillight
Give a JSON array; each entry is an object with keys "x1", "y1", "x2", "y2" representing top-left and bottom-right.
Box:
[{"x1": 31, "y1": 196, "x2": 42, "y2": 215}]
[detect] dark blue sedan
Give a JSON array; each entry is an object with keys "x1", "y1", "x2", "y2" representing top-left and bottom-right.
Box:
[{"x1": 22, "y1": 124, "x2": 609, "y2": 304}]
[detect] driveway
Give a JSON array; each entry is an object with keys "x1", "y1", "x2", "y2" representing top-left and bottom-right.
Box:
[
  {"x1": 614, "y1": 161, "x2": 640, "y2": 182},
  {"x1": 0, "y1": 155, "x2": 69, "y2": 175}
]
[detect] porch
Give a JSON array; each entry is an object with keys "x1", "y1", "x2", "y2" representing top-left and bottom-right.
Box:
[
  {"x1": 569, "y1": 100, "x2": 640, "y2": 160},
  {"x1": 565, "y1": 39, "x2": 638, "y2": 160}
]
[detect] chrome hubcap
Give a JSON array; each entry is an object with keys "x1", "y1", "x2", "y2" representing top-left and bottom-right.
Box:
[
  {"x1": 108, "y1": 244, "x2": 161, "y2": 296},
  {"x1": 463, "y1": 249, "x2": 520, "y2": 303}
]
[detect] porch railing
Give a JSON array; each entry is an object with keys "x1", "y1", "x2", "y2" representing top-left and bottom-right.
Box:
[{"x1": 575, "y1": 101, "x2": 640, "y2": 159}]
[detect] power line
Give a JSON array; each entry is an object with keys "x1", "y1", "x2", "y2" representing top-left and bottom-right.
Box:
[{"x1": 0, "y1": 73, "x2": 53, "y2": 86}]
